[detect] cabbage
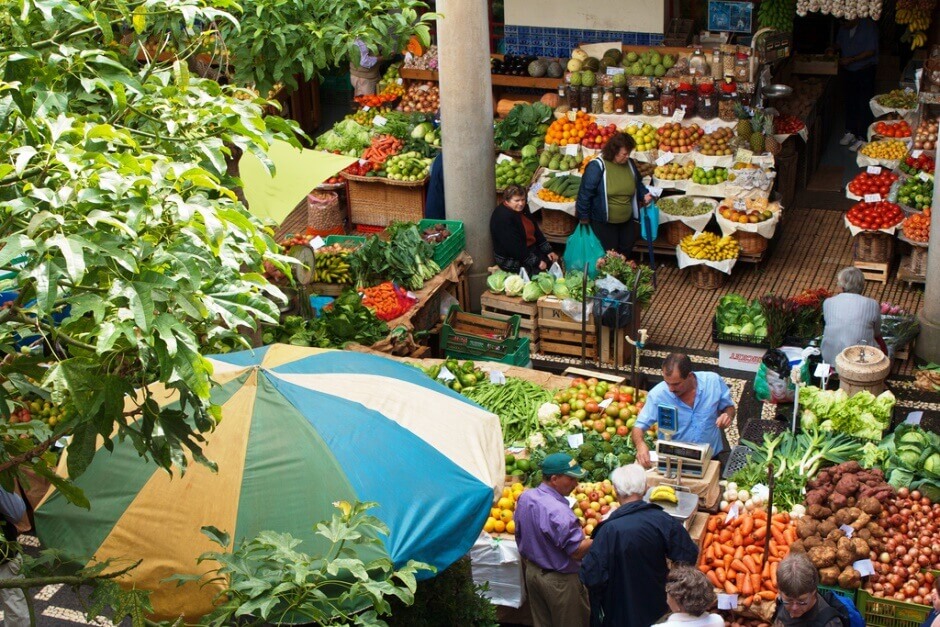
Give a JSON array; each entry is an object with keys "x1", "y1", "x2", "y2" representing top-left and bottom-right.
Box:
[
  {"x1": 522, "y1": 281, "x2": 543, "y2": 302},
  {"x1": 487, "y1": 270, "x2": 509, "y2": 293},
  {"x1": 740, "y1": 322, "x2": 756, "y2": 335},
  {"x1": 924, "y1": 453, "x2": 940, "y2": 474},
  {"x1": 800, "y1": 410, "x2": 818, "y2": 430},
  {"x1": 553, "y1": 282, "x2": 570, "y2": 299},
  {"x1": 504, "y1": 275, "x2": 525, "y2": 296},
  {"x1": 535, "y1": 272, "x2": 554, "y2": 294},
  {"x1": 723, "y1": 324, "x2": 741, "y2": 334}
]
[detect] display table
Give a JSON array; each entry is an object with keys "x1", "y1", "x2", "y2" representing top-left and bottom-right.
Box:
[{"x1": 645, "y1": 460, "x2": 721, "y2": 511}]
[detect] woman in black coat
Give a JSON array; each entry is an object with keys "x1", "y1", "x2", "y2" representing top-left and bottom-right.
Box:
[{"x1": 490, "y1": 184, "x2": 558, "y2": 275}]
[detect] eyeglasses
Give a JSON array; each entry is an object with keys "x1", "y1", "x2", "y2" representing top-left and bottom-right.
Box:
[{"x1": 779, "y1": 595, "x2": 814, "y2": 608}]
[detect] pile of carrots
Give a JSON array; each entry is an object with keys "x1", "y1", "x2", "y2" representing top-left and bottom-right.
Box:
[
  {"x1": 354, "y1": 92, "x2": 399, "y2": 108},
  {"x1": 698, "y1": 509, "x2": 796, "y2": 607},
  {"x1": 362, "y1": 135, "x2": 404, "y2": 165},
  {"x1": 360, "y1": 282, "x2": 416, "y2": 321}
]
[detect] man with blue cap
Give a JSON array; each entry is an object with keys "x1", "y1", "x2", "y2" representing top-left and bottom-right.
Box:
[{"x1": 514, "y1": 452, "x2": 592, "y2": 627}]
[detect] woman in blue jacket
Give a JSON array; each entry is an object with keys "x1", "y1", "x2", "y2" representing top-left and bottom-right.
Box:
[{"x1": 575, "y1": 132, "x2": 652, "y2": 256}]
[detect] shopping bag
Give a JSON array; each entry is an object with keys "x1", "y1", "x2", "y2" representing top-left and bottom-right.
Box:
[
  {"x1": 563, "y1": 224, "x2": 605, "y2": 279},
  {"x1": 592, "y1": 288, "x2": 633, "y2": 328},
  {"x1": 640, "y1": 202, "x2": 659, "y2": 241}
]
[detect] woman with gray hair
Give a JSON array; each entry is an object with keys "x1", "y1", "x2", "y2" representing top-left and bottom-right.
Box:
[
  {"x1": 662, "y1": 565, "x2": 723, "y2": 626},
  {"x1": 820, "y1": 267, "x2": 883, "y2": 365}
]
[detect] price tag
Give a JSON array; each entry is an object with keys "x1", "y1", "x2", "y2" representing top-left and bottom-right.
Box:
[
  {"x1": 362, "y1": 106, "x2": 370, "y2": 112},
  {"x1": 496, "y1": 153, "x2": 513, "y2": 163},
  {"x1": 647, "y1": 185, "x2": 663, "y2": 198},
  {"x1": 567, "y1": 110, "x2": 578, "y2": 122},
  {"x1": 309, "y1": 236, "x2": 326, "y2": 250},
  {"x1": 864, "y1": 193, "x2": 882, "y2": 203},
  {"x1": 725, "y1": 501, "x2": 741, "y2": 524},
  {"x1": 717, "y1": 594, "x2": 739, "y2": 610},
  {"x1": 655, "y1": 152, "x2": 674, "y2": 166},
  {"x1": 904, "y1": 411, "x2": 924, "y2": 426},
  {"x1": 567, "y1": 433, "x2": 584, "y2": 448},
  {"x1": 919, "y1": 171, "x2": 931, "y2": 182},
  {"x1": 358, "y1": 158, "x2": 369, "y2": 166},
  {"x1": 733, "y1": 199, "x2": 747, "y2": 211},
  {"x1": 418, "y1": 83, "x2": 430, "y2": 92},
  {"x1": 867, "y1": 166, "x2": 882, "y2": 175},
  {"x1": 702, "y1": 165, "x2": 714, "y2": 172},
  {"x1": 649, "y1": 451, "x2": 659, "y2": 463},
  {"x1": 912, "y1": 150, "x2": 923, "y2": 158},
  {"x1": 599, "y1": 398, "x2": 613, "y2": 409},
  {"x1": 606, "y1": 66, "x2": 625, "y2": 76},
  {"x1": 703, "y1": 97, "x2": 713, "y2": 108},
  {"x1": 564, "y1": 143, "x2": 580, "y2": 156},
  {"x1": 798, "y1": 127, "x2": 809, "y2": 142},
  {"x1": 814, "y1": 363, "x2": 831, "y2": 378},
  {"x1": 396, "y1": 77, "x2": 403, "y2": 85},
  {"x1": 704, "y1": 121, "x2": 720, "y2": 134},
  {"x1": 372, "y1": 114, "x2": 387, "y2": 127},
  {"x1": 489, "y1": 370, "x2": 507, "y2": 385},
  {"x1": 671, "y1": 108, "x2": 686, "y2": 123},
  {"x1": 853, "y1": 559, "x2": 876, "y2": 577},
  {"x1": 438, "y1": 366, "x2": 456, "y2": 382},
  {"x1": 840, "y1": 524, "x2": 855, "y2": 538},
  {"x1": 736, "y1": 148, "x2": 753, "y2": 163}
]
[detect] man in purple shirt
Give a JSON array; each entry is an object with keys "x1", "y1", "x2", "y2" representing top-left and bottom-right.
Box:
[{"x1": 515, "y1": 453, "x2": 592, "y2": 627}]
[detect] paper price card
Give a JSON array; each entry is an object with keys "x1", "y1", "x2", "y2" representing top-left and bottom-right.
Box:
[
  {"x1": 396, "y1": 77, "x2": 403, "y2": 85},
  {"x1": 567, "y1": 433, "x2": 584, "y2": 448},
  {"x1": 598, "y1": 397, "x2": 613, "y2": 409},
  {"x1": 717, "y1": 594, "x2": 739, "y2": 610},
  {"x1": 839, "y1": 524, "x2": 855, "y2": 538},
  {"x1": 496, "y1": 153, "x2": 514, "y2": 163},
  {"x1": 702, "y1": 165, "x2": 714, "y2": 172},
  {"x1": 725, "y1": 501, "x2": 741, "y2": 524},
  {"x1": 853, "y1": 559, "x2": 875, "y2": 577},
  {"x1": 438, "y1": 366, "x2": 456, "y2": 381},
  {"x1": 671, "y1": 108, "x2": 686, "y2": 123},
  {"x1": 867, "y1": 166, "x2": 882, "y2": 175},
  {"x1": 489, "y1": 370, "x2": 507, "y2": 385},
  {"x1": 704, "y1": 122, "x2": 720, "y2": 134},
  {"x1": 564, "y1": 143, "x2": 581, "y2": 156},
  {"x1": 647, "y1": 185, "x2": 664, "y2": 197},
  {"x1": 606, "y1": 67, "x2": 625, "y2": 75},
  {"x1": 362, "y1": 106, "x2": 371, "y2": 112},
  {"x1": 309, "y1": 236, "x2": 326, "y2": 250},
  {"x1": 814, "y1": 363, "x2": 831, "y2": 378},
  {"x1": 913, "y1": 150, "x2": 924, "y2": 158},
  {"x1": 655, "y1": 152, "x2": 674, "y2": 166},
  {"x1": 904, "y1": 411, "x2": 924, "y2": 426},
  {"x1": 733, "y1": 199, "x2": 747, "y2": 211},
  {"x1": 372, "y1": 115, "x2": 387, "y2": 127},
  {"x1": 735, "y1": 148, "x2": 753, "y2": 163},
  {"x1": 864, "y1": 194, "x2": 882, "y2": 203},
  {"x1": 919, "y1": 171, "x2": 932, "y2": 182}
]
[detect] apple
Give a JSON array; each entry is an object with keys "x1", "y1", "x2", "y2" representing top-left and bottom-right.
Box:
[
  {"x1": 616, "y1": 425, "x2": 629, "y2": 436},
  {"x1": 600, "y1": 505, "x2": 611, "y2": 515}
]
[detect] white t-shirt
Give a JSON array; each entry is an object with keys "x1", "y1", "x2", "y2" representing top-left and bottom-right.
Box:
[{"x1": 659, "y1": 613, "x2": 725, "y2": 627}]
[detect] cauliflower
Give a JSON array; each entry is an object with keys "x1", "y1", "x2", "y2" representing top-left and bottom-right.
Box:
[
  {"x1": 538, "y1": 403, "x2": 561, "y2": 426},
  {"x1": 527, "y1": 432, "x2": 547, "y2": 449},
  {"x1": 566, "y1": 419, "x2": 583, "y2": 432}
]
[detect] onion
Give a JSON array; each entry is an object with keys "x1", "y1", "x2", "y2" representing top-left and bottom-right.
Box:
[
  {"x1": 912, "y1": 490, "x2": 922, "y2": 500},
  {"x1": 899, "y1": 487, "x2": 911, "y2": 498}
]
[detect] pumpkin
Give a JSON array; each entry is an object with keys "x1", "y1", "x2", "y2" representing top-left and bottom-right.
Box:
[
  {"x1": 540, "y1": 92, "x2": 561, "y2": 108},
  {"x1": 496, "y1": 99, "x2": 529, "y2": 117}
]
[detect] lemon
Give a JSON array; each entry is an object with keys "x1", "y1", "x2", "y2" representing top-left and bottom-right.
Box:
[
  {"x1": 500, "y1": 509, "x2": 514, "y2": 523},
  {"x1": 494, "y1": 520, "x2": 506, "y2": 533},
  {"x1": 506, "y1": 520, "x2": 516, "y2": 534},
  {"x1": 497, "y1": 497, "x2": 513, "y2": 510},
  {"x1": 491, "y1": 507, "x2": 501, "y2": 518},
  {"x1": 484, "y1": 517, "x2": 497, "y2": 533}
]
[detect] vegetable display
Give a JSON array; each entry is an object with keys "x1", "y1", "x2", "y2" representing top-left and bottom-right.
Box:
[
  {"x1": 348, "y1": 223, "x2": 440, "y2": 290},
  {"x1": 382, "y1": 152, "x2": 432, "y2": 182},
  {"x1": 527, "y1": 430, "x2": 655, "y2": 486},
  {"x1": 262, "y1": 292, "x2": 388, "y2": 348},
  {"x1": 313, "y1": 243, "x2": 354, "y2": 284},
  {"x1": 462, "y1": 378, "x2": 555, "y2": 446},
  {"x1": 896, "y1": 175, "x2": 933, "y2": 211},
  {"x1": 658, "y1": 196, "x2": 714, "y2": 217},
  {"x1": 873, "y1": 120, "x2": 911, "y2": 138},
  {"x1": 873, "y1": 425, "x2": 940, "y2": 500},
  {"x1": 900, "y1": 152, "x2": 936, "y2": 175},
  {"x1": 594, "y1": 252, "x2": 655, "y2": 308},
  {"x1": 420, "y1": 358, "x2": 487, "y2": 394},
  {"x1": 902, "y1": 206, "x2": 931, "y2": 242},
  {"x1": 315, "y1": 119, "x2": 373, "y2": 155},
  {"x1": 538, "y1": 174, "x2": 582, "y2": 201},
  {"x1": 859, "y1": 139, "x2": 908, "y2": 161},
  {"x1": 847, "y1": 169, "x2": 898, "y2": 197},
  {"x1": 679, "y1": 232, "x2": 739, "y2": 260},
  {"x1": 716, "y1": 294, "x2": 767, "y2": 339},
  {"x1": 846, "y1": 200, "x2": 904, "y2": 230},
  {"x1": 495, "y1": 156, "x2": 538, "y2": 189},
  {"x1": 494, "y1": 102, "x2": 552, "y2": 151},
  {"x1": 360, "y1": 282, "x2": 416, "y2": 321},
  {"x1": 552, "y1": 377, "x2": 647, "y2": 439},
  {"x1": 799, "y1": 387, "x2": 896, "y2": 440}
]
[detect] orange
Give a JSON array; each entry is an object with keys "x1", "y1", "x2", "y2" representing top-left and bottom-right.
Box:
[
  {"x1": 483, "y1": 517, "x2": 496, "y2": 533},
  {"x1": 494, "y1": 519, "x2": 506, "y2": 533},
  {"x1": 500, "y1": 509, "x2": 514, "y2": 523},
  {"x1": 491, "y1": 507, "x2": 501, "y2": 518},
  {"x1": 497, "y1": 497, "x2": 513, "y2": 509},
  {"x1": 506, "y1": 520, "x2": 515, "y2": 534}
]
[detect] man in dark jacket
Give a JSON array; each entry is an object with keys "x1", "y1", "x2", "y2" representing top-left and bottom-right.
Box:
[{"x1": 580, "y1": 464, "x2": 698, "y2": 627}]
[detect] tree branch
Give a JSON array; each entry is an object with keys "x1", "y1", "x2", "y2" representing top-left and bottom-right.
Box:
[
  {"x1": 0, "y1": 560, "x2": 143, "y2": 591},
  {"x1": 0, "y1": 434, "x2": 60, "y2": 475}
]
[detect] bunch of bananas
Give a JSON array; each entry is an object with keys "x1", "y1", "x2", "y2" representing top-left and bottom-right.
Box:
[
  {"x1": 649, "y1": 485, "x2": 679, "y2": 504},
  {"x1": 313, "y1": 245, "x2": 352, "y2": 284},
  {"x1": 680, "y1": 232, "x2": 740, "y2": 261},
  {"x1": 898, "y1": 0, "x2": 936, "y2": 49}
]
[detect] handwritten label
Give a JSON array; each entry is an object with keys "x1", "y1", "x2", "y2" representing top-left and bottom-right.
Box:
[
  {"x1": 599, "y1": 398, "x2": 613, "y2": 409},
  {"x1": 867, "y1": 165, "x2": 882, "y2": 175},
  {"x1": 853, "y1": 559, "x2": 875, "y2": 577},
  {"x1": 496, "y1": 153, "x2": 513, "y2": 163},
  {"x1": 309, "y1": 236, "x2": 326, "y2": 250},
  {"x1": 438, "y1": 366, "x2": 456, "y2": 382},
  {"x1": 362, "y1": 106, "x2": 370, "y2": 112},
  {"x1": 564, "y1": 143, "x2": 580, "y2": 156},
  {"x1": 840, "y1": 524, "x2": 855, "y2": 538},
  {"x1": 912, "y1": 150, "x2": 924, "y2": 158},
  {"x1": 904, "y1": 411, "x2": 924, "y2": 426},
  {"x1": 733, "y1": 199, "x2": 747, "y2": 211},
  {"x1": 705, "y1": 121, "x2": 720, "y2": 134},
  {"x1": 655, "y1": 152, "x2": 674, "y2": 166},
  {"x1": 919, "y1": 171, "x2": 932, "y2": 182},
  {"x1": 736, "y1": 148, "x2": 754, "y2": 163},
  {"x1": 671, "y1": 108, "x2": 686, "y2": 123},
  {"x1": 567, "y1": 433, "x2": 584, "y2": 448},
  {"x1": 864, "y1": 194, "x2": 882, "y2": 203},
  {"x1": 725, "y1": 502, "x2": 741, "y2": 524},
  {"x1": 717, "y1": 594, "x2": 739, "y2": 610},
  {"x1": 489, "y1": 370, "x2": 507, "y2": 385},
  {"x1": 814, "y1": 363, "x2": 831, "y2": 378},
  {"x1": 372, "y1": 114, "x2": 387, "y2": 127},
  {"x1": 606, "y1": 66, "x2": 625, "y2": 76},
  {"x1": 647, "y1": 185, "x2": 664, "y2": 197}
]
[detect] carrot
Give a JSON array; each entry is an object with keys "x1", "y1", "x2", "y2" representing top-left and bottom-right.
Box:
[
  {"x1": 724, "y1": 580, "x2": 738, "y2": 595},
  {"x1": 770, "y1": 526, "x2": 786, "y2": 546},
  {"x1": 707, "y1": 516, "x2": 719, "y2": 533},
  {"x1": 753, "y1": 526, "x2": 768, "y2": 540},
  {"x1": 723, "y1": 554, "x2": 733, "y2": 569},
  {"x1": 741, "y1": 516, "x2": 754, "y2": 536},
  {"x1": 719, "y1": 528, "x2": 732, "y2": 543},
  {"x1": 784, "y1": 527, "x2": 797, "y2": 545},
  {"x1": 752, "y1": 509, "x2": 767, "y2": 519},
  {"x1": 704, "y1": 532, "x2": 714, "y2": 548},
  {"x1": 751, "y1": 573, "x2": 761, "y2": 592},
  {"x1": 742, "y1": 555, "x2": 759, "y2": 575},
  {"x1": 746, "y1": 545, "x2": 763, "y2": 556},
  {"x1": 730, "y1": 559, "x2": 749, "y2": 575},
  {"x1": 716, "y1": 566, "x2": 727, "y2": 584},
  {"x1": 706, "y1": 570, "x2": 721, "y2": 588},
  {"x1": 733, "y1": 546, "x2": 744, "y2": 560},
  {"x1": 771, "y1": 561, "x2": 779, "y2": 587},
  {"x1": 741, "y1": 595, "x2": 754, "y2": 607},
  {"x1": 741, "y1": 574, "x2": 754, "y2": 596},
  {"x1": 758, "y1": 590, "x2": 777, "y2": 601}
]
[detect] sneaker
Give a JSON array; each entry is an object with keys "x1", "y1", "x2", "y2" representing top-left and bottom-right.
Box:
[
  {"x1": 840, "y1": 132, "x2": 856, "y2": 146},
  {"x1": 849, "y1": 140, "x2": 865, "y2": 152}
]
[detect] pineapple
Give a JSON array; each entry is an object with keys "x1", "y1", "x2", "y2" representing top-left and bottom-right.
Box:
[
  {"x1": 749, "y1": 109, "x2": 766, "y2": 154},
  {"x1": 734, "y1": 102, "x2": 752, "y2": 142},
  {"x1": 764, "y1": 116, "x2": 781, "y2": 156}
]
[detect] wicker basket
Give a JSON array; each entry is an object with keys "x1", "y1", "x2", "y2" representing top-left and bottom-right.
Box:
[
  {"x1": 906, "y1": 245, "x2": 928, "y2": 276},
  {"x1": 853, "y1": 231, "x2": 895, "y2": 263},
  {"x1": 663, "y1": 221, "x2": 694, "y2": 246},
  {"x1": 541, "y1": 209, "x2": 577, "y2": 238},
  {"x1": 690, "y1": 265, "x2": 727, "y2": 290},
  {"x1": 733, "y1": 230, "x2": 769, "y2": 255},
  {"x1": 346, "y1": 178, "x2": 427, "y2": 227}
]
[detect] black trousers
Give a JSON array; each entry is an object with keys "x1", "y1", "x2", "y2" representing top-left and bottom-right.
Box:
[
  {"x1": 843, "y1": 65, "x2": 876, "y2": 139},
  {"x1": 590, "y1": 219, "x2": 636, "y2": 257}
]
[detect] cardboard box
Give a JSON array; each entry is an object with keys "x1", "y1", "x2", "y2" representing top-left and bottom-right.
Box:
[{"x1": 718, "y1": 343, "x2": 766, "y2": 373}]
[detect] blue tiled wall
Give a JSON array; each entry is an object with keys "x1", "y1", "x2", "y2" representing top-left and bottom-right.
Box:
[{"x1": 504, "y1": 25, "x2": 664, "y2": 58}]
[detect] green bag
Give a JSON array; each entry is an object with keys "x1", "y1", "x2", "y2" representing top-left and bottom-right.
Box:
[{"x1": 563, "y1": 224, "x2": 605, "y2": 279}]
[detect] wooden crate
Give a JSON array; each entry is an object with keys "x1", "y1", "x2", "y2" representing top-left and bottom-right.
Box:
[
  {"x1": 446, "y1": 275, "x2": 471, "y2": 311},
  {"x1": 540, "y1": 326, "x2": 597, "y2": 359},
  {"x1": 309, "y1": 282, "x2": 345, "y2": 297},
  {"x1": 853, "y1": 259, "x2": 890, "y2": 284},
  {"x1": 480, "y1": 292, "x2": 538, "y2": 331},
  {"x1": 537, "y1": 296, "x2": 593, "y2": 331}
]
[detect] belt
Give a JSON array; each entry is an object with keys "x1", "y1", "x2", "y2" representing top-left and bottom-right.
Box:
[{"x1": 523, "y1": 558, "x2": 573, "y2": 576}]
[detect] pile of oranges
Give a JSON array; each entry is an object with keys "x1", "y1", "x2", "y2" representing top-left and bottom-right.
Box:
[
  {"x1": 544, "y1": 111, "x2": 596, "y2": 147},
  {"x1": 902, "y1": 206, "x2": 931, "y2": 243},
  {"x1": 483, "y1": 482, "x2": 525, "y2": 535}
]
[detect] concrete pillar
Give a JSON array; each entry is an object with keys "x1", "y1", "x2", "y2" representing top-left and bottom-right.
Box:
[
  {"x1": 914, "y1": 150, "x2": 940, "y2": 362},
  {"x1": 436, "y1": 1, "x2": 495, "y2": 309}
]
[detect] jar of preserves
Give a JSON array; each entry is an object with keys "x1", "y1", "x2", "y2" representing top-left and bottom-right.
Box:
[
  {"x1": 734, "y1": 53, "x2": 750, "y2": 83},
  {"x1": 579, "y1": 85, "x2": 592, "y2": 112},
  {"x1": 718, "y1": 80, "x2": 739, "y2": 122},
  {"x1": 558, "y1": 81, "x2": 567, "y2": 100},
  {"x1": 602, "y1": 87, "x2": 615, "y2": 113},
  {"x1": 642, "y1": 85, "x2": 660, "y2": 116},
  {"x1": 591, "y1": 86, "x2": 603, "y2": 114},
  {"x1": 613, "y1": 87, "x2": 626, "y2": 114},
  {"x1": 711, "y1": 49, "x2": 723, "y2": 79},
  {"x1": 677, "y1": 82, "x2": 696, "y2": 116},
  {"x1": 660, "y1": 83, "x2": 676, "y2": 116},
  {"x1": 688, "y1": 46, "x2": 710, "y2": 77},
  {"x1": 626, "y1": 86, "x2": 639, "y2": 115},
  {"x1": 697, "y1": 83, "x2": 718, "y2": 120},
  {"x1": 566, "y1": 84, "x2": 580, "y2": 110}
]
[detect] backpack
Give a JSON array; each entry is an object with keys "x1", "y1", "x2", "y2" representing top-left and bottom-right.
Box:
[{"x1": 773, "y1": 589, "x2": 864, "y2": 627}]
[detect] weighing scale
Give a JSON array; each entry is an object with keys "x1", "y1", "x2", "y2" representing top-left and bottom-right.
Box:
[{"x1": 654, "y1": 404, "x2": 715, "y2": 479}]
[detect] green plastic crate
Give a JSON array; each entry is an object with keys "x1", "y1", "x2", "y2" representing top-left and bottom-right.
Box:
[
  {"x1": 324, "y1": 235, "x2": 366, "y2": 249},
  {"x1": 441, "y1": 305, "x2": 521, "y2": 360},
  {"x1": 857, "y1": 590, "x2": 931, "y2": 627},
  {"x1": 446, "y1": 337, "x2": 530, "y2": 366},
  {"x1": 418, "y1": 219, "x2": 465, "y2": 269},
  {"x1": 819, "y1": 584, "x2": 857, "y2": 605}
]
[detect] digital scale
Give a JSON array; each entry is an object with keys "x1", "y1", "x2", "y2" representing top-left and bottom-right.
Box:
[{"x1": 654, "y1": 404, "x2": 714, "y2": 479}]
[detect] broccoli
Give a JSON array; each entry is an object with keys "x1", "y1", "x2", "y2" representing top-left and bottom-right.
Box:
[
  {"x1": 591, "y1": 468, "x2": 607, "y2": 482},
  {"x1": 600, "y1": 442, "x2": 614, "y2": 453},
  {"x1": 578, "y1": 444, "x2": 597, "y2": 462},
  {"x1": 618, "y1": 452, "x2": 635, "y2": 466},
  {"x1": 581, "y1": 460, "x2": 598, "y2": 472}
]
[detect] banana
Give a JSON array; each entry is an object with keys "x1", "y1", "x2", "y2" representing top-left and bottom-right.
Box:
[{"x1": 650, "y1": 485, "x2": 679, "y2": 504}]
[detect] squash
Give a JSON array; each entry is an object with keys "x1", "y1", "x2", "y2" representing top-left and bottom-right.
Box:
[
  {"x1": 496, "y1": 99, "x2": 529, "y2": 117},
  {"x1": 540, "y1": 92, "x2": 561, "y2": 108}
]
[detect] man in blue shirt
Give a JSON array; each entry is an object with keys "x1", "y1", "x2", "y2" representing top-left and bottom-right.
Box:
[
  {"x1": 833, "y1": 18, "x2": 879, "y2": 152},
  {"x1": 632, "y1": 353, "x2": 736, "y2": 470}
]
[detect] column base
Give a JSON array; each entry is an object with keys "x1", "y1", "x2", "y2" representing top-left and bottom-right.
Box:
[{"x1": 914, "y1": 311, "x2": 940, "y2": 363}]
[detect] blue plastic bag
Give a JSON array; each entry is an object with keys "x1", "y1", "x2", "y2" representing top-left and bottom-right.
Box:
[
  {"x1": 563, "y1": 224, "x2": 605, "y2": 279},
  {"x1": 640, "y1": 202, "x2": 659, "y2": 241}
]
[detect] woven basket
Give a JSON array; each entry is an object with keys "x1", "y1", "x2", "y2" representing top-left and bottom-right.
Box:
[
  {"x1": 274, "y1": 191, "x2": 342, "y2": 241},
  {"x1": 691, "y1": 265, "x2": 727, "y2": 290},
  {"x1": 853, "y1": 231, "x2": 895, "y2": 263},
  {"x1": 733, "y1": 230, "x2": 769, "y2": 255},
  {"x1": 340, "y1": 171, "x2": 428, "y2": 187},
  {"x1": 347, "y1": 178, "x2": 426, "y2": 227},
  {"x1": 541, "y1": 209, "x2": 577, "y2": 237},
  {"x1": 906, "y1": 245, "x2": 928, "y2": 276},
  {"x1": 663, "y1": 221, "x2": 694, "y2": 246}
]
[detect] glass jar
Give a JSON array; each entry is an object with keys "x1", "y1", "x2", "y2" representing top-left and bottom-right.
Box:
[
  {"x1": 602, "y1": 87, "x2": 615, "y2": 114},
  {"x1": 566, "y1": 84, "x2": 580, "y2": 110},
  {"x1": 711, "y1": 49, "x2": 723, "y2": 80},
  {"x1": 660, "y1": 84, "x2": 676, "y2": 117},
  {"x1": 591, "y1": 86, "x2": 603, "y2": 114},
  {"x1": 734, "y1": 53, "x2": 750, "y2": 83},
  {"x1": 613, "y1": 87, "x2": 626, "y2": 114},
  {"x1": 689, "y1": 46, "x2": 710, "y2": 77},
  {"x1": 718, "y1": 81, "x2": 738, "y2": 121},
  {"x1": 626, "y1": 86, "x2": 639, "y2": 115},
  {"x1": 579, "y1": 85, "x2": 592, "y2": 112},
  {"x1": 558, "y1": 82, "x2": 567, "y2": 100},
  {"x1": 642, "y1": 85, "x2": 660, "y2": 116},
  {"x1": 697, "y1": 83, "x2": 718, "y2": 120},
  {"x1": 677, "y1": 82, "x2": 696, "y2": 116}
]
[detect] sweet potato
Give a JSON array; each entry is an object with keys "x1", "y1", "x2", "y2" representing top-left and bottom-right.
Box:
[
  {"x1": 807, "y1": 504, "x2": 832, "y2": 520},
  {"x1": 819, "y1": 566, "x2": 840, "y2": 586},
  {"x1": 838, "y1": 566, "x2": 861, "y2": 589},
  {"x1": 817, "y1": 519, "x2": 837, "y2": 538},
  {"x1": 828, "y1": 492, "x2": 848, "y2": 510},
  {"x1": 808, "y1": 545, "x2": 837, "y2": 568},
  {"x1": 828, "y1": 528, "x2": 847, "y2": 544},
  {"x1": 850, "y1": 512, "x2": 871, "y2": 530},
  {"x1": 835, "y1": 474, "x2": 860, "y2": 496},
  {"x1": 836, "y1": 538, "x2": 855, "y2": 568},
  {"x1": 803, "y1": 536, "x2": 823, "y2": 550},
  {"x1": 857, "y1": 497, "x2": 882, "y2": 516},
  {"x1": 796, "y1": 518, "x2": 819, "y2": 539},
  {"x1": 805, "y1": 490, "x2": 828, "y2": 507},
  {"x1": 789, "y1": 539, "x2": 806, "y2": 553},
  {"x1": 851, "y1": 537, "x2": 870, "y2": 560}
]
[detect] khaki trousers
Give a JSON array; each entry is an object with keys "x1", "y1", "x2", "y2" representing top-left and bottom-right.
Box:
[{"x1": 523, "y1": 559, "x2": 589, "y2": 627}]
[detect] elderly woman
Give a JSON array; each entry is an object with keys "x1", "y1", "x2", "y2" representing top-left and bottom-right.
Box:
[
  {"x1": 490, "y1": 184, "x2": 558, "y2": 275},
  {"x1": 575, "y1": 132, "x2": 652, "y2": 256},
  {"x1": 661, "y1": 565, "x2": 723, "y2": 626},
  {"x1": 821, "y1": 267, "x2": 884, "y2": 365},
  {"x1": 771, "y1": 553, "x2": 845, "y2": 626}
]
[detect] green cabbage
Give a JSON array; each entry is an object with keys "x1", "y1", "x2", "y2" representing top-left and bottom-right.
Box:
[
  {"x1": 535, "y1": 272, "x2": 554, "y2": 294},
  {"x1": 487, "y1": 270, "x2": 509, "y2": 293},
  {"x1": 553, "y1": 279, "x2": 570, "y2": 299},
  {"x1": 800, "y1": 410, "x2": 818, "y2": 430},
  {"x1": 723, "y1": 325, "x2": 741, "y2": 334},
  {"x1": 504, "y1": 275, "x2": 525, "y2": 297},
  {"x1": 522, "y1": 281, "x2": 543, "y2": 302}
]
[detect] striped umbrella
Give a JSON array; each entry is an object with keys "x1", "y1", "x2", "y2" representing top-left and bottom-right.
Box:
[{"x1": 35, "y1": 345, "x2": 504, "y2": 621}]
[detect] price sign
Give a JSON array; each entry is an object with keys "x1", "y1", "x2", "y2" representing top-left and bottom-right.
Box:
[
  {"x1": 358, "y1": 158, "x2": 369, "y2": 166},
  {"x1": 567, "y1": 433, "x2": 584, "y2": 448},
  {"x1": 733, "y1": 199, "x2": 747, "y2": 211},
  {"x1": 702, "y1": 165, "x2": 714, "y2": 172},
  {"x1": 912, "y1": 150, "x2": 924, "y2": 158},
  {"x1": 606, "y1": 67, "x2": 625, "y2": 76},
  {"x1": 489, "y1": 370, "x2": 507, "y2": 385},
  {"x1": 919, "y1": 171, "x2": 932, "y2": 182},
  {"x1": 418, "y1": 83, "x2": 430, "y2": 92},
  {"x1": 309, "y1": 236, "x2": 326, "y2": 250},
  {"x1": 704, "y1": 121, "x2": 720, "y2": 134},
  {"x1": 372, "y1": 114, "x2": 387, "y2": 127},
  {"x1": 564, "y1": 143, "x2": 581, "y2": 156},
  {"x1": 438, "y1": 366, "x2": 456, "y2": 382},
  {"x1": 396, "y1": 77, "x2": 403, "y2": 85},
  {"x1": 867, "y1": 166, "x2": 882, "y2": 175},
  {"x1": 655, "y1": 152, "x2": 674, "y2": 166},
  {"x1": 798, "y1": 127, "x2": 809, "y2": 142},
  {"x1": 496, "y1": 153, "x2": 514, "y2": 163},
  {"x1": 839, "y1": 524, "x2": 855, "y2": 538},
  {"x1": 671, "y1": 108, "x2": 686, "y2": 123},
  {"x1": 904, "y1": 411, "x2": 924, "y2": 426},
  {"x1": 725, "y1": 502, "x2": 741, "y2": 524},
  {"x1": 853, "y1": 559, "x2": 876, "y2": 577},
  {"x1": 598, "y1": 398, "x2": 613, "y2": 409},
  {"x1": 736, "y1": 148, "x2": 753, "y2": 163},
  {"x1": 362, "y1": 106, "x2": 370, "y2": 112},
  {"x1": 647, "y1": 185, "x2": 664, "y2": 197},
  {"x1": 814, "y1": 363, "x2": 831, "y2": 379},
  {"x1": 864, "y1": 193, "x2": 882, "y2": 203},
  {"x1": 717, "y1": 594, "x2": 739, "y2": 610}
]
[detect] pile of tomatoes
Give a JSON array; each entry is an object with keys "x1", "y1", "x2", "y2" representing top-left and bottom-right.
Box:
[
  {"x1": 343, "y1": 160, "x2": 376, "y2": 176},
  {"x1": 899, "y1": 152, "x2": 936, "y2": 176},
  {"x1": 902, "y1": 207, "x2": 931, "y2": 243},
  {"x1": 846, "y1": 200, "x2": 904, "y2": 230},
  {"x1": 847, "y1": 169, "x2": 898, "y2": 197},
  {"x1": 773, "y1": 114, "x2": 805, "y2": 135},
  {"x1": 874, "y1": 120, "x2": 912, "y2": 138}
]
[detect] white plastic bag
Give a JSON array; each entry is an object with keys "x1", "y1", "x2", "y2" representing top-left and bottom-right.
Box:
[{"x1": 548, "y1": 261, "x2": 564, "y2": 280}]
